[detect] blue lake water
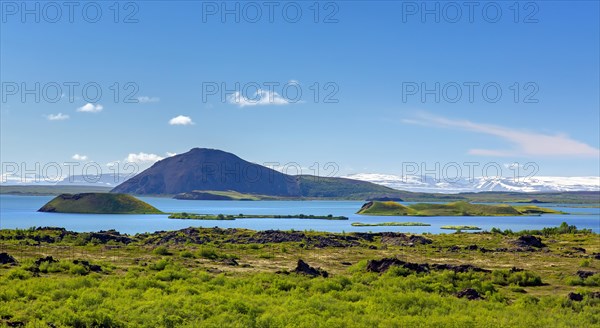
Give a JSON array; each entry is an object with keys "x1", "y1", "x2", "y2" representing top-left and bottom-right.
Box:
[{"x1": 0, "y1": 195, "x2": 598, "y2": 235}]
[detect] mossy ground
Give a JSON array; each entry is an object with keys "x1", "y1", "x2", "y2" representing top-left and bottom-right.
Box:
[{"x1": 0, "y1": 228, "x2": 598, "y2": 327}]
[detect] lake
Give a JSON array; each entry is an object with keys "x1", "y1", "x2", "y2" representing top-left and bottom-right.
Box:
[{"x1": 0, "y1": 195, "x2": 598, "y2": 234}]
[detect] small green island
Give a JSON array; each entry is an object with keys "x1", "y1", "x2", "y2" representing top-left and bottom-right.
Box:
[
  {"x1": 351, "y1": 222, "x2": 431, "y2": 227},
  {"x1": 440, "y1": 225, "x2": 482, "y2": 231},
  {"x1": 38, "y1": 193, "x2": 163, "y2": 214},
  {"x1": 357, "y1": 201, "x2": 565, "y2": 217},
  {"x1": 168, "y1": 213, "x2": 349, "y2": 220}
]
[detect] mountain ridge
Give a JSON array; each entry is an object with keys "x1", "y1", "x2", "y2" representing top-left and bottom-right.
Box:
[{"x1": 111, "y1": 148, "x2": 403, "y2": 199}]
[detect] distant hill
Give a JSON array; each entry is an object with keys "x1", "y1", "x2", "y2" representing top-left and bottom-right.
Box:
[
  {"x1": 1, "y1": 185, "x2": 112, "y2": 196},
  {"x1": 38, "y1": 193, "x2": 162, "y2": 214},
  {"x1": 111, "y1": 148, "x2": 405, "y2": 199}
]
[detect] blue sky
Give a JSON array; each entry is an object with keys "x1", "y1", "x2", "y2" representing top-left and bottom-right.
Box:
[{"x1": 1, "y1": 1, "x2": 599, "y2": 181}]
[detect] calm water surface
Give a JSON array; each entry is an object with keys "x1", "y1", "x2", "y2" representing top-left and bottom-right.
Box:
[{"x1": 0, "y1": 195, "x2": 598, "y2": 234}]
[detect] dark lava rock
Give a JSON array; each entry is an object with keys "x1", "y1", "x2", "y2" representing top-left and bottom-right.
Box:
[
  {"x1": 366, "y1": 258, "x2": 407, "y2": 273},
  {"x1": 341, "y1": 262, "x2": 352, "y2": 266},
  {"x1": 465, "y1": 245, "x2": 478, "y2": 251},
  {"x1": 571, "y1": 247, "x2": 586, "y2": 253},
  {"x1": 448, "y1": 246, "x2": 460, "y2": 252},
  {"x1": 431, "y1": 263, "x2": 491, "y2": 273},
  {"x1": 592, "y1": 253, "x2": 600, "y2": 260},
  {"x1": 513, "y1": 235, "x2": 545, "y2": 248},
  {"x1": 366, "y1": 258, "x2": 429, "y2": 274},
  {"x1": 366, "y1": 258, "x2": 490, "y2": 275},
  {"x1": 456, "y1": 288, "x2": 483, "y2": 300},
  {"x1": 88, "y1": 230, "x2": 132, "y2": 244},
  {"x1": 34, "y1": 256, "x2": 58, "y2": 266},
  {"x1": 568, "y1": 292, "x2": 583, "y2": 302},
  {"x1": 351, "y1": 233, "x2": 376, "y2": 242},
  {"x1": 250, "y1": 230, "x2": 305, "y2": 243},
  {"x1": 576, "y1": 270, "x2": 597, "y2": 279},
  {"x1": 0, "y1": 253, "x2": 17, "y2": 265},
  {"x1": 73, "y1": 260, "x2": 102, "y2": 272},
  {"x1": 408, "y1": 235, "x2": 433, "y2": 245},
  {"x1": 380, "y1": 232, "x2": 432, "y2": 247},
  {"x1": 310, "y1": 235, "x2": 360, "y2": 248},
  {"x1": 221, "y1": 258, "x2": 239, "y2": 266},
  {"x1": 510, "y1": 267, "x2": 524, "y2": 273},
  {"x1": 293, "y1": 259, "x2": 328, "y2": 278}
]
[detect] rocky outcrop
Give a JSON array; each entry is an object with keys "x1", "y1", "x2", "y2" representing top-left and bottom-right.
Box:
[
  {"x1": 431, "y1": 263, "x2": 491, "y2": 273},
  {"x1": 512, "y1": 235, "x2": 545, "y2": 248},
  {"x1": 0, "y1": 253, "x2": 17, "y2": 265},
  {"x1": 366, "y1": 258, "x2": 490, "y2": 274},
  {"x1": 35, "y1": 256, "x2": 58, "y2": 266},
  {"x1": 73, "y1": 260, "x2": 102, "y2": 272},
  {"x1": 380, "y1": 232, "x2": 432, "y2": 246},
  {"x1": 568, "y1": 292, "x2": 583, "y2": 302},
  {"x1": 576, "y1": 270, "x2": 597, "y2": 279},
  {"x1": 456, "y1": 288, "x2": 483, "y2": 300},
  {"x1": 293, "y1": 260, "x2": 328, "y2": 278}
]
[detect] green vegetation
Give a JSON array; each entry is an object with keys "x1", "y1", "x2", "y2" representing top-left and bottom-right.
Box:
[
  {"x1": 441, "y1": 225, "x2": 482, "y2": 231},
  {"x1": 357, "y1": 201, "x2": 565, "y2": 217},
  {"x1": 168, "y1": 213, "x2": 349, "y2": 220},
  {"x1": 0, "y1": 224, "x2": 598, "y2": 327},
  {"x1": 38, "y1": 193, "x2": 163, "y2": 214},
  {"x1": 357, "y1": 201, "x2": 418, "y2": 216},
  {"x1": 490, "y1": 222, "x2": 593, "y2": 236},
  {"x1": 351, "y1": 222, "x2": 431, "y2": 227},
  {"x1": 513, "y1": 205, "x2": 565, "y2": 215}
]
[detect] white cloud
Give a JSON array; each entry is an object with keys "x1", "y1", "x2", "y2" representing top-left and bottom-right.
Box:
[
  {"x1": 115, "y1": 152, "x2": 175, "y2": 166},
  {"x1": 77, "y1": 103, "x2": 103, "y2": 113},
  {"x1": 46, "y1": 113, "x2": 69, "y2": 121},
  {"x1": 228, "y1": 90, "x2": 291, "y2": 107},
  {"x1": 137, "y1": 96, "x2": 160, "y2": 103},
  {"x1": 169, "y1": 115, "x2": 194, "y2": 125},
  {"x1": 72, "y1": 154, "x2": 88, "y2": 161},
  {"x1": 125, "y1": 152, "x2": 165, "y2": 164},
  {"x1": 403, "y1": 112, "x2": 600, "y2": 157}
]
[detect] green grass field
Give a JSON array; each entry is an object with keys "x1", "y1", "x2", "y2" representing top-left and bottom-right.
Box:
[{"x1": 0, "y1": 225, "x2": 598, "y2": 327}]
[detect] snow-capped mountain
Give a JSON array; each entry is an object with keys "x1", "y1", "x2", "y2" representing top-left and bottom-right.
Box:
[
  {"x1": 343, "y1": 173, "x2": 600, "y2": 193},
  {"x1": 0, "y1": 174, "x2": 132, "y2": 187}
]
